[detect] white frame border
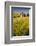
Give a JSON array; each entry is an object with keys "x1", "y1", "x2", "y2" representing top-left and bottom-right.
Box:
[{"x1": 9, "y1": 5, "x2": 33, "y2": 40}]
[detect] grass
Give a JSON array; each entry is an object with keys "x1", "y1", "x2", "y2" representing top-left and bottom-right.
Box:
[{"x1": 12, "y1": 13, "x2": 29, "y2": 36}]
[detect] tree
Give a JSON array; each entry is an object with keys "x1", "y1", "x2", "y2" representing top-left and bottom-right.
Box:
[{"x1": 27, "y1": 13, "x2": 29, "y2": 16}]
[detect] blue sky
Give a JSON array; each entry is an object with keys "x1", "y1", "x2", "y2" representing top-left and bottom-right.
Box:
[{"x1": 11, "y1": 7, "x2": 30, "y2": 14}]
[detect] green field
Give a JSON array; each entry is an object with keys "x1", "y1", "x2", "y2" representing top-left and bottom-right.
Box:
[{"x1": 12, "y1": 13, "x2": 29, "y2": 36}]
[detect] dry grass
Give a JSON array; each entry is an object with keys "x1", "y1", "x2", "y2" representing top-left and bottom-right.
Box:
[{"x1": 12, "y1": 14, "x2": 29, "y2": 36}]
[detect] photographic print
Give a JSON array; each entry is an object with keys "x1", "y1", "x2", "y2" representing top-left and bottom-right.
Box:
[
  {"x1": 11, "y1": 7, "x2": 30, "y2": 36},
  {"x1": 10, "y1": 6, "x2": 33, "y2": 40}
]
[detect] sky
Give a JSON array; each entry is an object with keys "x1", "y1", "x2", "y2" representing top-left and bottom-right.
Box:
[{"x1": 11, "y1": 7, "x2": 30, "y2": 14}]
